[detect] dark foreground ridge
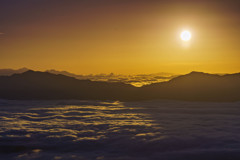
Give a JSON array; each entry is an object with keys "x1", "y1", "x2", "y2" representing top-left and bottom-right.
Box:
[{"x1": 0, "y1": 70, "x2": 239, "y2": 101}]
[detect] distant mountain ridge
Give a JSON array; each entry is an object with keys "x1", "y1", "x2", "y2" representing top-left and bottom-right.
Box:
[
  {"x1": 142, "y1": 71, "x2": 240, "y2": 101},
  {"x1": 0, "y1": 68, "x2": 176, "y2": 87},
  {"x1": 0, "y1": 70, "x2": 136, "y2": 100},
  {"x1": 0, "y1": 68, "x2": 29, "y2": 76},
  {"x1": 0, "y1": 70, "x2": 239, "y2": 101}
]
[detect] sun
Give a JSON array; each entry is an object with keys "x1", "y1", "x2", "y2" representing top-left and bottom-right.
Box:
[{"x1": 180, "y1": 30, "x2": 191, "y2": 41}]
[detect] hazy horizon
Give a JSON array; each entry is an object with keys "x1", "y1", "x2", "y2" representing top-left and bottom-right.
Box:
[{"x1": 0, "y1": 67, "x2": 239, "y2": 76}]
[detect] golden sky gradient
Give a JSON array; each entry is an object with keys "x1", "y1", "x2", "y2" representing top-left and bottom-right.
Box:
[{"x1": 0, "y1": 0, "x2": 240, "y2": 74}]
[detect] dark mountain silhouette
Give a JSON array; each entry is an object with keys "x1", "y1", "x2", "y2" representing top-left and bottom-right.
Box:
[
  {"x1": 0, "y1": 70, "x2": 137, "y2": 100},
  {"x1": 0, "y1": 68, "x2": 176, "y2": 87},
  {"x1": 141, "y1": 71, "x2": 240, "y2": 101},
  {"x1": 0, "y1": 68, "x2": 29, "y2": 76},
  {"x1": 0, "y1": 70, "x2": 239, "y2": 101},
  {"x1": 46, "y1": 69, "x2": 79, "y2": 78}
]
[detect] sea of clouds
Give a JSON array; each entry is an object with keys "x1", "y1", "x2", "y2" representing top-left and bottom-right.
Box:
[{"x1": 0, "y1": 100, "x2": 240, "y2": 160}]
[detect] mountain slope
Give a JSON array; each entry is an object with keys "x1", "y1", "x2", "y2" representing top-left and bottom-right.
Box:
[
  {"x1": 0, "y1": 71, "x2": 239, "y2": 101},
  {"x1": 0, "y1": 70, "x2": 137, "y2": 100},
  {"x1": 0, "y1": 68, "x2": 29, "y2": 76},
  {"x1": 141, "y1": 71, "x2": 240, "y2": 101}
]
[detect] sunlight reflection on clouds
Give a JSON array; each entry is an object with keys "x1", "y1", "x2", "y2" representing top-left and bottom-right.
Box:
[{"x1": 0, "y1": 101, "x2": 162, "y2": 159}]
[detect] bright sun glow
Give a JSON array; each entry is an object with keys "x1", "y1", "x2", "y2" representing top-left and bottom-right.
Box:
[{"x1": 180, "y1": 30, "x2": 191, "y2": 41}]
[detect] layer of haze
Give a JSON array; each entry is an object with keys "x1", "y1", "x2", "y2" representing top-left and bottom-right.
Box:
[{"x1": 0, "y1": 0, "x2": 240, "y2": 74}]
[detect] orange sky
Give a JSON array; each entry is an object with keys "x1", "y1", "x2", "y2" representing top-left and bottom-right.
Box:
[{"x1": 0, "y1": 0, "x2": 240, "y2": 74}]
